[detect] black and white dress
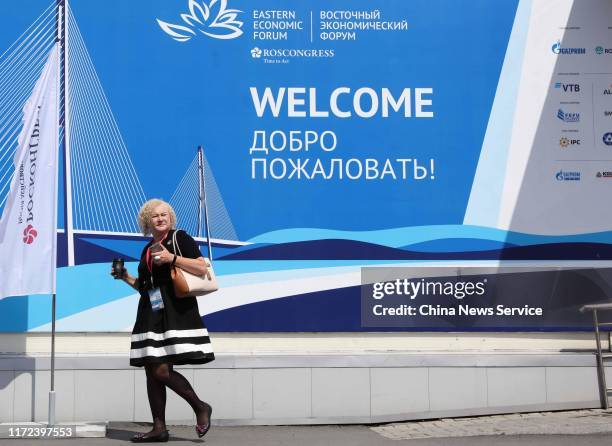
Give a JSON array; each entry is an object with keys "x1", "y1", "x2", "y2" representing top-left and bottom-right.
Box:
[{"x1": 130, "y1": 229, "x2": 215, "y2": 367}]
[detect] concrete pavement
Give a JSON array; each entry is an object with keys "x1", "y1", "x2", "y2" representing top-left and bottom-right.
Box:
[
  {"x1": 1, "y1": 409, "x2": 612, "y2": 445},
  {"x1": 372, "y1": 409, "x2": 612, "y2": 439}
]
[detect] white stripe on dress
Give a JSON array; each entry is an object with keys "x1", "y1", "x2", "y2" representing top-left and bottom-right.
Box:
[
  {"x1": 130, "y1": 342, "x2": 214, "y2": 359},
  {"x1": 131, "y1": 328, "x2": 209, "y2": 343}
]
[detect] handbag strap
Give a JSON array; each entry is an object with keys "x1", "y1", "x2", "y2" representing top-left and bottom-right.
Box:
[
  {"x1": 171, "y1": 230, "x2": 183, "y2": 257},
  {"x1": 172, "y1": 229, "x2": 211, "y2": 265}
]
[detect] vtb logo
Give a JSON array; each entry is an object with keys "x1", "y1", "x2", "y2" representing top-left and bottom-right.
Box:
[
  {"x1": 23, "y1": 224, "x2": 38, "y2": 245},
  {"x1": 554, "y1": 82, "x2": 580, "y2": 92}
]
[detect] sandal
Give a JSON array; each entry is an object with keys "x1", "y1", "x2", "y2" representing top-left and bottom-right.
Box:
[
  {"x1": 131, "y1": 430, "x2": 169, "y2": 443},
  {"x1": 195, "y1": 402, "x2": 212, "y2": 438}
]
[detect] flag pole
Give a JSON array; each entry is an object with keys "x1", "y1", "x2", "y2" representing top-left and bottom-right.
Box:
[
  {"x1": 59, "y1": 0, "x2": 74, "y2": 267},
  {"x1": 49, "y1": 0, "x2": 60, "y2": 427},
  {"x1": 49, "y1": 298, "x2": 57, "y2": 426},
  {"x1": 197, "y1": 147, "x2": 203, "y2": 238},
  {"x1": 48, "y1": 0, "x2": 67, "y2": 426}
]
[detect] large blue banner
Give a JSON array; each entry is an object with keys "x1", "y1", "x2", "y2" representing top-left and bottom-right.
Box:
[{"x1": 1, "y1": 0, "x2": 611, "y2": 332}]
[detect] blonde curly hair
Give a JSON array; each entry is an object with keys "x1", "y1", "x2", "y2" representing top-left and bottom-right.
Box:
[{"x1": 137, "y1": 199, "x2": 177, "y2": 236}]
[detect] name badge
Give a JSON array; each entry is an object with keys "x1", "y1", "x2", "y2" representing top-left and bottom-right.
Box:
[{"x1": 148, "y1": 287, "x2": 164, "y2": 311}]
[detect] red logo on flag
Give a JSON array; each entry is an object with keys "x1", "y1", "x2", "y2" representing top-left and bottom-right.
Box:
[{"x1": 23, "y1": 224, "x2": 38, "y2": 244}]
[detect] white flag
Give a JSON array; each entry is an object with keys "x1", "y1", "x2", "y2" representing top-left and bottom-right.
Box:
[{"x1": 0, "y1": 44, "x2": 60, "y2": 299}]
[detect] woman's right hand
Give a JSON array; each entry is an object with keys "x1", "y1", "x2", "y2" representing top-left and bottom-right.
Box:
[
  {"x1": 110, "y1": 266, "x2": 127, "y2": 280},
  {"x1": 110, "y1": 268, "x2": 140, "y2": 290}
]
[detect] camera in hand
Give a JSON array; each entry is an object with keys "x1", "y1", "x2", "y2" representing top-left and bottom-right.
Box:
[{"x1": 112, "y1": 258, "x2": 125, "y2": 279}]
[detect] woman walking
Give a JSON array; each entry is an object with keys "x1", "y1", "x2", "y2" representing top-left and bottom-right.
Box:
[{"x1": 112, "y1": 199, "x2": 215, "y2": 442}]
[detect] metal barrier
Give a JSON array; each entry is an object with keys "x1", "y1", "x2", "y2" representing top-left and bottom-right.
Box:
[{"x1": 580, "y1": 303, "x2": 612, "y2": 409}]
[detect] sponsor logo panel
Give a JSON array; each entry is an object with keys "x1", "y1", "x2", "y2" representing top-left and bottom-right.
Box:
[
  {"x1": 551, "y1": 40, "x2": 586, "y2": 55},
  {"x1": 559, "y1": 137, "x2": 580, "y2": 147},
  {"x1": 557, "y1": 108, "x2": 580, "y2": 122},
  {"x1": 554, "y1": 82, "x2": 580, "y2": 92},
  {"x1": 555, "y1": 170, "x2": 581, "y2": 181},
  {"x1": 595, "y1": 46, "x2": 612, "y2": 55}
]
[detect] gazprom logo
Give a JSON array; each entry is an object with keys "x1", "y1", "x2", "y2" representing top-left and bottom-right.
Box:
[
  {"x1": 552, "y1": 40, "x2": 586, "y2": 55},
  {"x1": 551, "y1": 41, "x2": 561, "y2": 54},
  {"x1": 556, "y1": 170, "x2": 581, "y2": 181}
]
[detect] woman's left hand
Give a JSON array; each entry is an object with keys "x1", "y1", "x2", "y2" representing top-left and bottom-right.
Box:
[{"x1": 152, "y1": 244, "x2": 174, "y2": 265}]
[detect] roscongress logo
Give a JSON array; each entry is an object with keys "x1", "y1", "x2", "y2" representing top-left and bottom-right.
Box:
[
  {"x1": 156, "y1": 0, "x2": 244, "y2": 42},
  {"x1": 250, "y1": 48, "x2": 335, "y2": 60},
  {"x1": 556, "y1": 170, "x2": 580, "y2": 181},
  {"x1": 603, "y1": 132, "x2": 612, "y2": 146},
  {"x1": 557, "y1": 108, "x2": 580, "y2": 122},
  {"x1": 595, "y1": 46, "x2": 612, "y2": 55},
  {"x1": 551, "y1": 40, "x2": 586, "y2": 55},
  {"x1": 22, "y1": 224, "x2": 38, "y2": 245}
]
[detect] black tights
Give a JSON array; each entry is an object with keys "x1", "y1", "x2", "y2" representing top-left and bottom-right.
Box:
[{"x1": 145, "y1": 363, "x2": 207, "y2": 431}]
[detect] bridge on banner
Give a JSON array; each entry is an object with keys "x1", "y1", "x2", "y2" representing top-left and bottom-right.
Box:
[{"x1": 0, "y1": 0, "x2": 247, "y2": 267}]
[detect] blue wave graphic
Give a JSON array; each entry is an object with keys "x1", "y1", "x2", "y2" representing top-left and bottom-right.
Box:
[
  {"x1": 220, "y1": 239, "x2": 612, "y2": 261},
  {"x1": 0, "y1": 259, "x2": 425, "y2": 331},
  {"x1": 400, "y1": 238, "x2": 518, "y2": 253},
  {"x1": 205, "y1": 267, "x2": 608, "y2": 331},
  {"x1": 247, "y1": 225, "x2": 612, "y2": 251}
]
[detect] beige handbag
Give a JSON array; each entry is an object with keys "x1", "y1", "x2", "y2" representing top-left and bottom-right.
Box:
[{"x1": 170, "y1": 230, "x2": 218, "y2": 298}]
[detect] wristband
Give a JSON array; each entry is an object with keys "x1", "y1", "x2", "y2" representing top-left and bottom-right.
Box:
[{"x1": 171, "y1": 255, "x2": 177, "y2": 266}]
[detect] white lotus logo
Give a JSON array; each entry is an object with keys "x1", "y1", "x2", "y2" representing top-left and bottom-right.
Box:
[{"x1": 156, "y1": 0, "x2": 244, "y2": 42}]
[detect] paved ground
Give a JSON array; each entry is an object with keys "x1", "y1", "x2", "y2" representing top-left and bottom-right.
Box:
[
  {"x1": 372, "y1": 409, "x2": 612, "y2": 440},
  {"x1": 2, "y1": 410, "x2": 612, "y2": 445}
]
